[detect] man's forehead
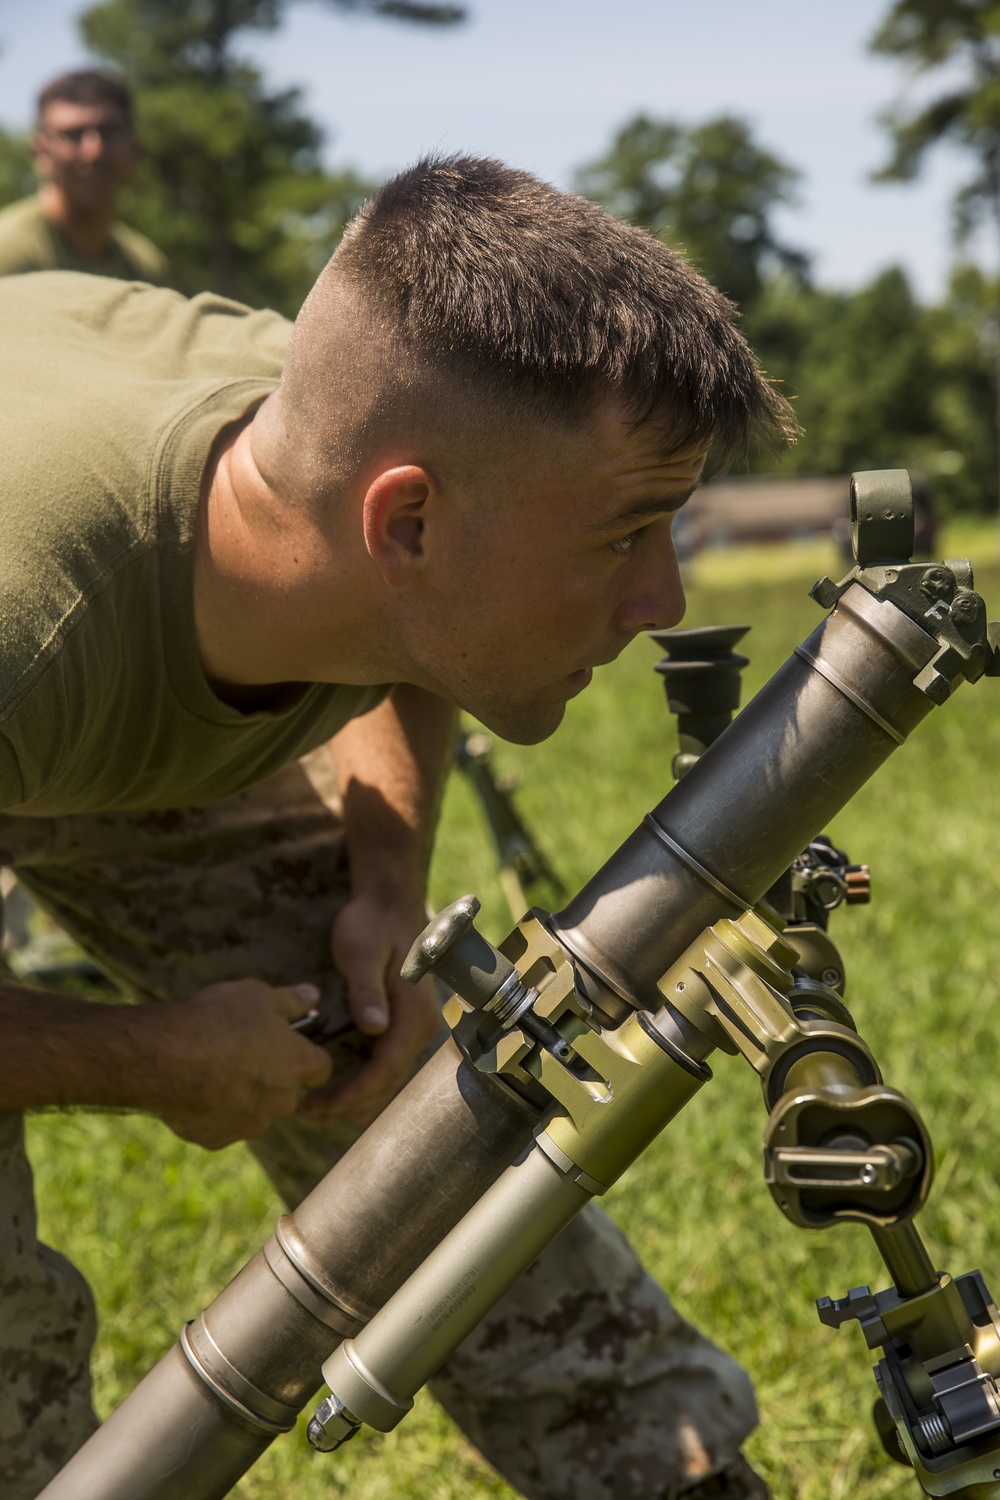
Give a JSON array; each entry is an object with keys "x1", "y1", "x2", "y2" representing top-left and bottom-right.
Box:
[
  {"x1": 576, "y1": 407, "x2": 708, "y2": 484},
  {"x1": 41, "y1": 99, "x2": 128, "y2": 124},
  {"x1": 507, "y1": 426, "x2": 706, "y2": 535},
  {"x1": 557, "y1": 396, "x2": 704, "y2": 475}
]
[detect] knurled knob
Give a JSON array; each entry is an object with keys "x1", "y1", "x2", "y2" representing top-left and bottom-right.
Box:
[{"x1": 401, "y1": 895, "x2": 518, "y2": 1008}]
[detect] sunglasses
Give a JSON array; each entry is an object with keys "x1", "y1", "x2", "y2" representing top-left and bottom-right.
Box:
[{"x1": 43, "y1": 123, "x2": 135, "y2": 147}]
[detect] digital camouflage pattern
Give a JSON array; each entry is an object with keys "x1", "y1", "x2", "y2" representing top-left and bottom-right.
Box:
[
  {"x1": 0, "y1": 1111, "x2": 99, "y2": 1499},
  {"x1": 0, "y1": 747, "x2": 761, "y2": 1498}
]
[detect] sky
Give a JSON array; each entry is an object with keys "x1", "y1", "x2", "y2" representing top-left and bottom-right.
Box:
[{"x1": 0, "y1": 0, "x2": 987, "y2": 301}]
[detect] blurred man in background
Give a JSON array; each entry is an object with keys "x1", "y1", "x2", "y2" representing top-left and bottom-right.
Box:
[{"x1": 0, "y1": 68, "x2": 169, "y2": 283}]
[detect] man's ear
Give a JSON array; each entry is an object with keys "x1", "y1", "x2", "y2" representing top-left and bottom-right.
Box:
[{"x1": 362, "y1": 466, "x2": 435, "y2": 587}]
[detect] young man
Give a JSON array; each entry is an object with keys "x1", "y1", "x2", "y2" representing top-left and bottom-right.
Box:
[
  {"x1": 0, "y1": 157, "x2": 794, "y2": 1499},
  {"x1": 0, "y1": 68, "x2": 169, "y2": 283}
]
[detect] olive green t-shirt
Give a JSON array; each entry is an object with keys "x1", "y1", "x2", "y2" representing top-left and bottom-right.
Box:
[
  {"x1": 0, "y1": 194, "x2": 170, "y2": 285},
  {"x1": 0, "y1": 272, "x2": 387, "y2": 815}
]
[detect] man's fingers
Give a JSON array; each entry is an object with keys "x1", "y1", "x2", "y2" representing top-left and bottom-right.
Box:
[
  {"x1": 303, "y1": 980, "x2": 443, "y2": 1125},
  {"x1": 302, "y1": 1056, "x2": 398, "y2": 1128},
  {"x1": 266, "y1": 984, "x2": 334, "y2": 1087},
  {"x1": 296, "y1": 1041, "x2": 334, "y2": 1090},
  {"x1": 266, "y1": 1086, "x2": 304, "y2": 1123},
  {"x1": 343, "y1": 967, "x2": 390, "y2": 1035},
  {"x1": 271, "y1": 982, "x2": 321, "y2": 1020},
  {"x1": 301, "y1": 1026, "x2": 411, "y2": 1122}
]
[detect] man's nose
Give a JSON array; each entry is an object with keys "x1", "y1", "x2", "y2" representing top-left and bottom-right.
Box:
[
  {"x1": 613, "y1": 532, "x2": 686, "y2": 634},
  {"x1": 79, "y1": 127, "x2": 107, "y2": 160}
]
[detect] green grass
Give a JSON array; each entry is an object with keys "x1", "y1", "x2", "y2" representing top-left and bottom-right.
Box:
[{"x1": 25, "y1": 517, "x2": 1000, "y2": 1499}]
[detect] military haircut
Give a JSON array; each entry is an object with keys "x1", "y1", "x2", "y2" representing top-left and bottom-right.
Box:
[
  {"x1": 332, "y1": 154, "x2": 797, "y2": 469},
  {"x1": 37, "y1": 69, "x2": 134, "y2": 128}
]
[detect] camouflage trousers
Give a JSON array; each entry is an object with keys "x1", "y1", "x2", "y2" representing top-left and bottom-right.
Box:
[{"x1": 0, "y1": 748, "x2": 758, "y2": 1500}]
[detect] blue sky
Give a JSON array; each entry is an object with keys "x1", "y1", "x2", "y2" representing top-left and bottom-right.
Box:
[{"x1": 0, "y1": 0, "x2": 986, "y2": 300}]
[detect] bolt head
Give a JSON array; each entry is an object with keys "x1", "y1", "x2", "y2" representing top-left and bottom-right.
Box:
[
  {"x1": 950, "y1": 591, "x2": 983, "y2": 627},
  {"x1": 920, "y1": 567, "x2": 954, "y2": 602},
  {"x1": 307, "y1": 1395, "x2": 361, "y2": 1452}
]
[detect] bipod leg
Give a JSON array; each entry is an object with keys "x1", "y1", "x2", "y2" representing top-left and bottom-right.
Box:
[{"x1": 657, "y1": 905, "x2": 1000, "y2": 1495}]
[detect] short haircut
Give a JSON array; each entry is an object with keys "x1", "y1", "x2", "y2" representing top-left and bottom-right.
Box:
[
  {"x1": 331, "y1": 155, "x2": 797, "y2": 468},
  {"x1": 37, "y1": 69, "x2": 133, "y2": 128}
]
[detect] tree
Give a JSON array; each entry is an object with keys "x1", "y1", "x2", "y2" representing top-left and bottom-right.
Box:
[
  {"x1": 747, "y1": 264, "x2": 996, "y2": 510},
  {"x1": 571, "y1": 105, "x2": 996, "y2": 503},
  {"x1": 763, "y1": 269, "x2": 937, "y2": 471},
  {"x1": 0, "y1": 128, "x2": 34, "y2": 207},
  {"x1": 871, "y1": 0, "x2": 1000, "y2": 506},
  {"x1": 75, "y1": 0, "x2": 465, "y2": 313},
  {"x1": 573, "y1": 114, "x2": 809, "y2": 314}
]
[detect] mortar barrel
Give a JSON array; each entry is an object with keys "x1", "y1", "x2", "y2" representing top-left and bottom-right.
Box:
[
  {"x1": 551, "y1": 585, "x2": 939, "y2": 1006},
  {"x1": 36, "y1": 1039, "x2": 540, "y2": 1500}
]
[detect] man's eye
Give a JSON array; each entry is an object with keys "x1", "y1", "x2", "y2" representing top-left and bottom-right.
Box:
[{"x1": 610, "y1": 529, "x2": 642, "y2": 556}]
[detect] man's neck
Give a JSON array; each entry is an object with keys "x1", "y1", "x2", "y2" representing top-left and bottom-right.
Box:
[
  {"x1": 38, "y1": 183, "x2": 115, "y2": 258},
  {"x1": 195, "y1": 415, "x2": 395, "y2": 697}
]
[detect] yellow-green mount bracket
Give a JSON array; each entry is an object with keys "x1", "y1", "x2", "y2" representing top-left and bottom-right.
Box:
[
  {"x1": 420, "y1": 898, "x2": 713, "y2": 1196},
  {"x1": 656, "y1": 907, "x2": 933, "y2": 1230}
]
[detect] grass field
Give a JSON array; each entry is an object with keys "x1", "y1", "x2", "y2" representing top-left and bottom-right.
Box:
[{"x1": 25, "y1": 520, "x2": 1000, "y2": 1499}]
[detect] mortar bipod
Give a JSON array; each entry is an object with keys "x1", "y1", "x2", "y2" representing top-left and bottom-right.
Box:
[{"x1": 660, "y1": 914, "x2": 1000, "y2": 1495}]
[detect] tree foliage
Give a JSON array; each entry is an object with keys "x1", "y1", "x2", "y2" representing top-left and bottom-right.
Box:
[
  {"x1": 75, "y1": 0, "x2": 464, "y2": 312},
  {"x1": 749, "y1": 266, "x2": 996, "y2": 508},
  {"x1": 573, "y1": 113, "x2": 809, "y2": 312},
  {"x1": 0, "y1": 128, "x2": 35, "y2": 206},
  {"x1": 870, "y1": 0, "x2": 1000, "y2": 511},
  {"x1": 872, "y1": 0, "x2": 1000, "y2": 241},
  {"x1": 575, "y1": 101, "x2": 997, "y2": 509},
  {"x1": 3, "y1": 3, "x2": 996, "y2": 509}
]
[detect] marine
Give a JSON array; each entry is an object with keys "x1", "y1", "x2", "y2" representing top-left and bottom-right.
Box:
[
  {"x1": 0, "y1": 156, "x2": 795, "y2": 1498},
  {"x1": 0, "y1": 68, "x2": 168, "y2": 284}
]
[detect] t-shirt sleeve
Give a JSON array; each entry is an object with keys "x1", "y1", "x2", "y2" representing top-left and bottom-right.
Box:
[
  {"x1": 0, "y1": 235, "x2": 44, "y2": 277},
  {"x1": 114, "y1": 225, "x2": 172, "y2": 287},
  {"x1": 0, "y1": 734, "x2": 25, "y2": 810},
  {"x1": 0, "y1": 200, "x2": 54, "y2": 276}
]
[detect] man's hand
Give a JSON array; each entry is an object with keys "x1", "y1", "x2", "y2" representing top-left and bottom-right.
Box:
[
  {"x1": 0, "y1": 977, "x2": 333, "y2": 1149},
  {"x1": 303, "y1": 894, "x2": 443, "y2": 1128},
  {"x1": 308, "y1": 685, "x2": 457, "y2": 1128},
  {"x1": 156, "y1": 980, "x2": 333, "y2": 1149}
]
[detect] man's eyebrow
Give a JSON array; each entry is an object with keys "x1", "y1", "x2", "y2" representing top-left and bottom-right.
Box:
[{"x1": 594, "y1": 484, "x2": 701, "y2": 532}]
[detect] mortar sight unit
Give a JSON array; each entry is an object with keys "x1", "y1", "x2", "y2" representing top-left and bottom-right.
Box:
[{"x1": 38, "y1": 471, "x2": 1000, "y2": 1499}]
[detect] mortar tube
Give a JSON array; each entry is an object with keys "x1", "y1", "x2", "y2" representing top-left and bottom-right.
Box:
[
  {"x1": 36, "y1": 1039, "x2": 542, "y2": 1500},
  {"x1": 41, "y1": 581, "x2": 956, "y2": 1500},
  {"x1": 551, "y1": 584, "x2": 942, "y2": 1008}
]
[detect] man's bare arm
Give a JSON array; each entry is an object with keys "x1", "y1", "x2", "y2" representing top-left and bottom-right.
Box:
[
  {"x1": 306, "y1": 683, "x2": 458, "y2": 1126},
  {"x1": 0, "y1": 978, "x2": 332, "y2": 1150}
]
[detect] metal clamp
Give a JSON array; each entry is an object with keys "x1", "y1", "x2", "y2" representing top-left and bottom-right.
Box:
[{"x1": 766, "y1": 1140, "x2": 921, "y2": 1194}]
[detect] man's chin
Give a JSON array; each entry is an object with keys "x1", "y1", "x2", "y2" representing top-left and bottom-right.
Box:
[
  {"x1": 66, "y1": 180, "x2": 122, "y2": 211},
  {"x1": 474, "y1": 698, "x2": 568, "y2": 746}
]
